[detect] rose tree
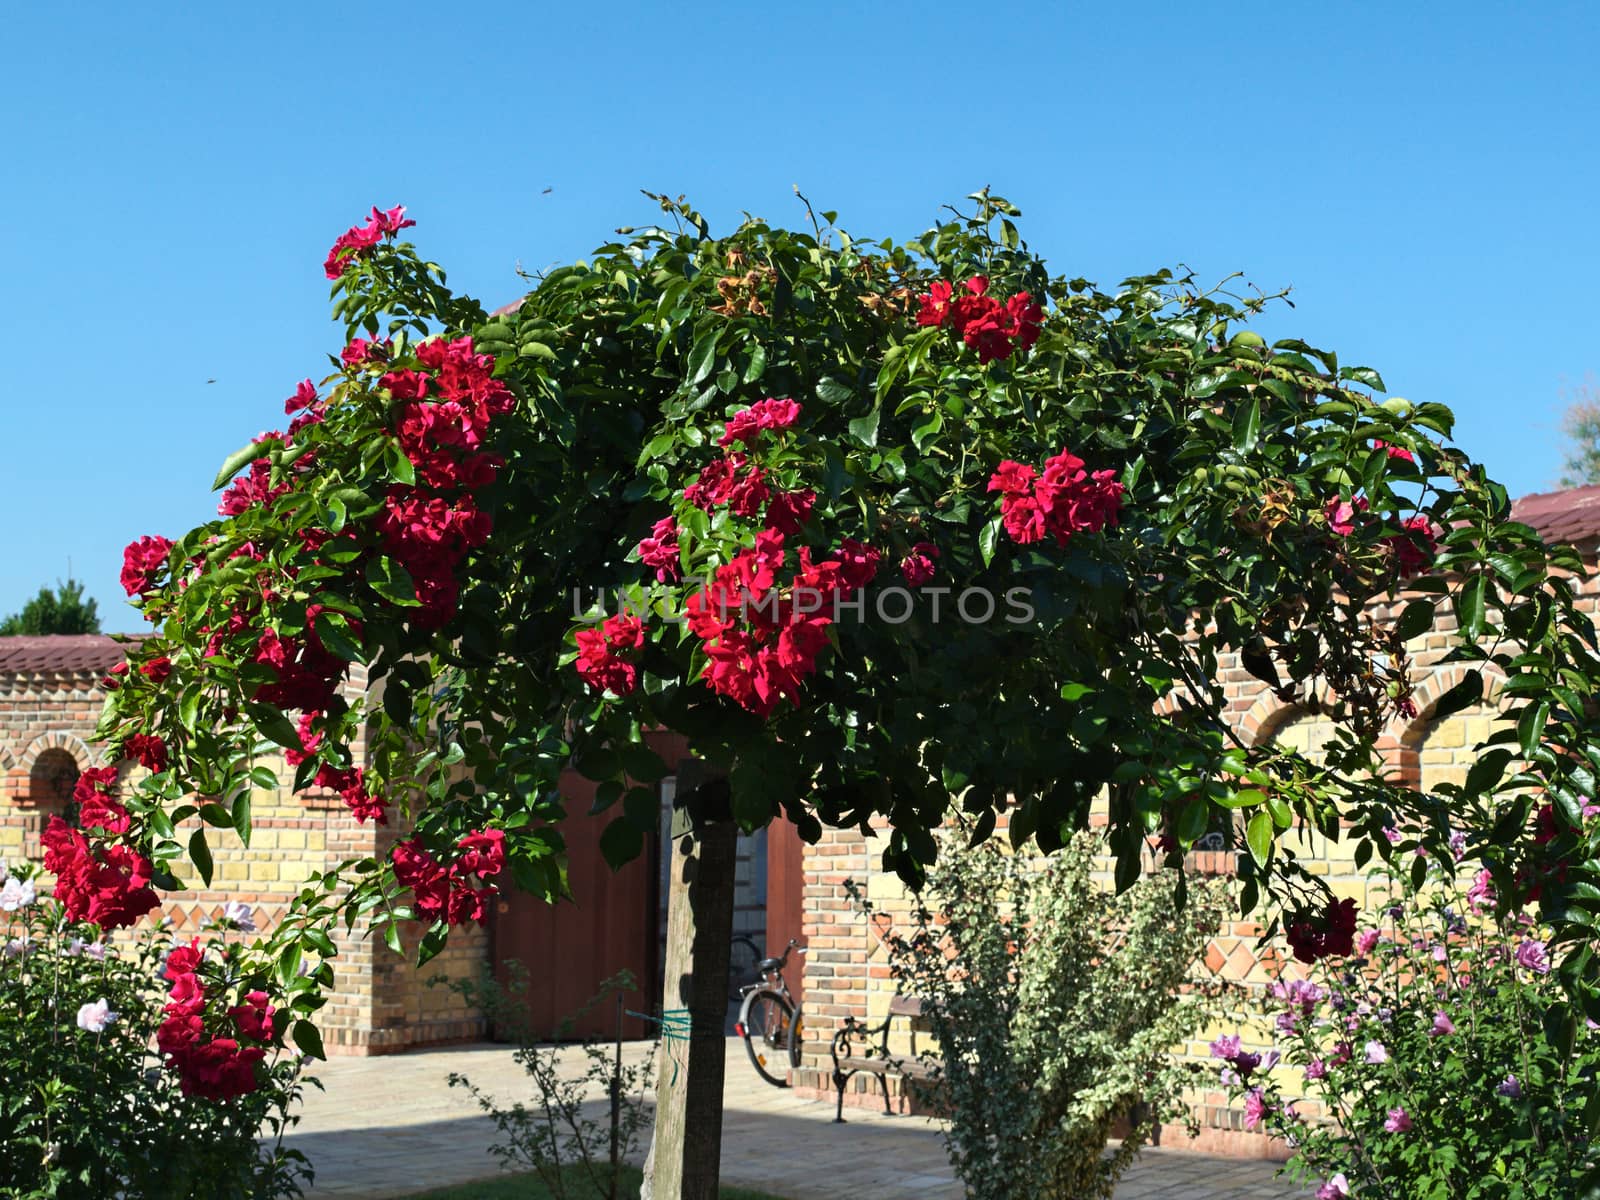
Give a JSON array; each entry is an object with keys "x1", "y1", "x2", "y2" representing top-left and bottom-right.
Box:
[{"x1": 85, "y1": 192, "x2": 1600, "y2": 1109}]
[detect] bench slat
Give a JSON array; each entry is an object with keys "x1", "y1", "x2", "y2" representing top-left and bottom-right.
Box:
[{"x1": 836, "y1": 1056, "x2": 939, "y2": 1078}]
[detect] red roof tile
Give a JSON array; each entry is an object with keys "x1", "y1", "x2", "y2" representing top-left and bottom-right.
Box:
[
  {"x1": 0, "y1": 635, "x2": 134, "y2": 677},
  {"x1": 1510, "y1": 484, "x2": 1600, "y2": 546}
]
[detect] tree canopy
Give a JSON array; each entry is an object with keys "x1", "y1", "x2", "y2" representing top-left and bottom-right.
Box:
[
  {"x1": 73, "y1": 191, "x2": 1600, "y2": 1090},
  {"x1": 0, "y1": 578, "x2": 101, "y2": 636}
]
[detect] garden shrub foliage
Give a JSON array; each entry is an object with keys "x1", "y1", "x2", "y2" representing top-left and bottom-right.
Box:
[
  {"x1": 1216, "y1": 852, "x2": 1598, "y2": 1199},
  {"x1": 0, "y1": 864, "x2": 312, "y2": 1199},
  {"x1": 444, "y1": 968, "x2": 654, "y2": 1200},
  {"x1": 73, "y1": 188, "x2": 1600, "y2": 1121},
  {"x1": 854, "y1": 832, "x2": 1226, "y2": 1200}
]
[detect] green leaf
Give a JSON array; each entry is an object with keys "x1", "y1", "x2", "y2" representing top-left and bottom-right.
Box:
[
  {"x1": 244, "y1": 702, "x2": 302, "y2": 749},
  {"x1": 365, "y1": 556, "x2": 421, "y2": 607},
  {"x1": 599, "y1": 818, "x2": 644, "y2": 868},
  {"x1": 1219, "y1": 788, "x2": 1269, "y2": 809},
  {"x1": 385, "y1": 442, "x2": 416, "y2": 486},
  {"x1": 1339, "y1": 366, "x2": 1386, "y2": 391},
  {"x1": 1232, "y1": 395, "x2": 1261, "y2": 452},
  {"x1": 189, "y1": 829, "x2": 213, "y2": 888},
  {"x1": 233, "y1": 789, "x2": 253, "y2": 846},
  {"x1": 212, "y1": 441, "x2": 266, "y2": 491},
  {"x1": 1518, "y1": 699, "x2": 1551, "y2": 757},
  {"x1": 179, "y1": 687, "x2": 201, "y2": 733},
  {"x1": 687, "y1": 328, "x2": 719, "y2": 385},
  {"x1": 1433, "y1": 669, "x2": 1484, "y2": 721},
  {"x1": 198, "y1": 802, "x2": 234, "y2": 827},
  {"x1": 1245, "y1": 811, "x2": 1273, "y2": 867},
  {"x1": 618, "y1": 741, "x2": 669, "y2": 782},
  {"x1": 293, "y1": 1019, "x2": 326, "y2": 1061},
  {"x1": 847, "y1": 406, "x2": 880, "y2": 448},
  {"x1": 1463, "y1": 748, "x2": 1513, "y2": 797},
  {"x1": 314, "y1": 611, "x2": 367, "y2": 665},
  {"x1": 742, "y1": 342, "x2": 768, "y2": 384},
  {"x1": 1455, "y1": 574, "x2": 1487, "y2": 641},
  {"x1": 978, "y1": 517, "x2": 1001, "y2": 567},
  {"x1": 1395, "y1": 599, "x2": 1435, "y2": 643},
  {"x1": 1177, "y1": 797, "x2": 1211, "y2": 845}
]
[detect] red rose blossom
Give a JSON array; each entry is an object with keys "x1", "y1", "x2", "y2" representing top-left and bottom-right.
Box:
[
  {"x1": 124, "y1": 733, "x2": 168, "y2": 773},
  {"x1": 637, "y1": 517, "x2": 682, "y2": 582},
  {"x1": 121, "y1": 536, "x2": 174, "y2": 597},
  {"x1": 900, "y1": 542, "x2": 939, "y2": 586}
]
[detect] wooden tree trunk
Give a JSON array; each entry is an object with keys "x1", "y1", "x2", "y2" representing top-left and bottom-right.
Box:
[{"x1": 643, "y1": 761, "x2": 736, "y2": 1200}]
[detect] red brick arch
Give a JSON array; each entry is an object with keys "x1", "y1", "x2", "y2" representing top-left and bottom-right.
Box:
[{"x1": 15, "y1": 733, "x2": 99, "y2": 807}]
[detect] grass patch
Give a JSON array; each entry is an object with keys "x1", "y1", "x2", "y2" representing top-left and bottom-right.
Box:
[{"x1": 406, "y1": 1162, "x2": 788, "y2": 1200}]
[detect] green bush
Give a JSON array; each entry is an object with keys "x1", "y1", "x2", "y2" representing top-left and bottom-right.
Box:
[
  {"x1": 444, "y1": 967, "x2": 654, "y2": 1200},
  {"x1": 0, "y1": 864, "x2": 313, "y2": 1200},
  {"x1": 1216, "y1": 846, "x2": 1599, "y2": 1199},
  {"x1": 854, "y1": 831, "x2": 1226, "y2": 1200}
]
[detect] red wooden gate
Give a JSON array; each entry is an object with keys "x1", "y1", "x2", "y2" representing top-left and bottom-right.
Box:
[{"x1": 491, "y1": 768, "x2": 660, "y2": 1041}]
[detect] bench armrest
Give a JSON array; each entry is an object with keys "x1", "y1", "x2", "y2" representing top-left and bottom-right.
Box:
[{"x1": 830, "y1": 1013, "x2": 894, "y2": 1069}]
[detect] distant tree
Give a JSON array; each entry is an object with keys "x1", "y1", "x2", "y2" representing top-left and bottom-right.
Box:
[
  {"x1": 0, "y1": 578, "x2": 102, "y2": 636},
  {"x1": 1559, "y1": 378, "x2": 1600, "y2": 487}
]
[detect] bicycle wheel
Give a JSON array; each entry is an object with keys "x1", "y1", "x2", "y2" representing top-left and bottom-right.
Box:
[
  {"x1": 737, "y1": 988, "x2": 796, "y2": 1088},
  {"x1": 727, "y1": 935, "x2": 761, "y2": 1000}
]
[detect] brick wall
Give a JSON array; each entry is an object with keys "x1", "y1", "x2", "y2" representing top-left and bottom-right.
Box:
[
  {"x1": 0, "y1": 661, "x2": 490, "y2": 1055},
  {"x1": 792, "y1": 559, "x2": 1600, "y2": 1153}
]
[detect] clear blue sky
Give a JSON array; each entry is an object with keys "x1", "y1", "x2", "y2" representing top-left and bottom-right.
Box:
[{"x1": 2, "y1": 2, "x2": 1596, "y2": 631}]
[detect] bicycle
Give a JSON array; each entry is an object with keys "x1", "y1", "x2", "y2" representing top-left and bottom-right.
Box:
[
  {"x1": 734, "y1": 938, "x2": 805, "y2": 1088},
  {"x1": 727, "y1": 934, "x2": 762, "y2": 1002}
]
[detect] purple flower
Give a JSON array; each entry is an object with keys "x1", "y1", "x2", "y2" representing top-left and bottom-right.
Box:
[
  {"x1": 1496, "y1": 1074, "x2": 1522, "y2": 1098},
  {"x1": 1276, "y1": 1012, "x2": 1300, "y2": 1035},
  {"x1": 1430, "y1": 1010, "x2": 1456, "y2": 1037},
  {"x1": 1243, "y1": 1088, "x2": 1269, "y2": 1130},
  {"x1": 1305, "y1": 1058, "x2": 1327, "y2": 1081},
  {"x1": 1364, "y1": 1040, "x2": 1388, "y2": 1064},
  {"x1": 1209, "y1": 1034, "x2": 1243, "y2": 1061},
  {"x1": 1516, "y1": 940, "x2": 1551, "y2": 975},
  {"x1": 1449, "y1": 829, "x2": 1468, "y2": 857},
  {"x1": 1467, "y1": 869, "x2": 1496, "y2": 911},
  {"x1": 1355, "y1": 929, "x2": 1381, "y2": 957},
  {"x1": 1232, "y1": 1051, "x2": 1263, "y2": 1078},
  {"x1": 1384, "y1": 1106, "x2": 1412, "y2": 1133},
  {"x1": 1316, "y1": 1175, "x2": 1351, "y2": 1200}
]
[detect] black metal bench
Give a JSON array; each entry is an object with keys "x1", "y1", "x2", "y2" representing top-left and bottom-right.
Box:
[{"x1": 829, "y1": 995, "x2": 941, "y2": 1123}]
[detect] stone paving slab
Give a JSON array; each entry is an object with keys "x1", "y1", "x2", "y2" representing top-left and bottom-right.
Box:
[{"x1": 283, "y1": 1041, "x2": 1312, "y2": 1199}]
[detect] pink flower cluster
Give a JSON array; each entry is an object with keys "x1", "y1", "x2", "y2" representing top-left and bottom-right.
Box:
[
  {"x1": 638, "y1": 517, "x2": 681, "y2": 582},
  {"x1": 575, "y1": 614, "x2": 646, "y2": 696},
  {"x1": 41, "y1": 815, "x2": 159, "y2": 930},
  {"x1": 373, "y1": 336, "x2": 514, "y2": 627},
  {"x1": 1286, "y1": 897, "x2": 1359, "y2": 964},
  {"x1": 120, "y1": 536, "x2": 174, "y2": 597},
  {"x1": 685, "y1": 530, "x2": 879, "y2": 718},
  {"x1": 157, "y1": 941, "x2": 272, "y2": 1100},
  {"x1": 915, "y1": 276, "x2": 1044, "y2": 363},
  {"x1": 987, "y1": 450, "x2": 1125, "y2": 547},
  {"x1": 284, "y1": 712, "x2": 387, "y2": 824},
  {"x1": 1323, "y1": 496, "x2": 1439, "y2": 578},
  {"x1": 249, "y1": 606, "x2": 354, "y2": 711},
  {"x1": 324, "y1": 204, "x2": 414, "y2": 280},
  {"x1": 389, "y1": 335, "x2": 515, "y2": 489},
  {"x1": 719, "y1": 397, "x2": 801, "y2": 447},
  {"x1": 377, "y1": 490, "x2": 494, "y2": 629},
  {"x1": 74, "y1": 767, "x2": 131, "y2": 834},
  {"x1": 391, "y1": 828, "x2": 506, "y2": 926}
]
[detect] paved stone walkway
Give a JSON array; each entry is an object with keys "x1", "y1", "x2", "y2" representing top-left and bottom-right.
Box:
[{"x1": 284, "y1": 1041, "x2": 1311, "y2": 1199}]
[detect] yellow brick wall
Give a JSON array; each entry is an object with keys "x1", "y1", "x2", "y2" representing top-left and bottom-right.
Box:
[{"x1": 0, "y1": 668, "x2": 492, "y2": 1055}]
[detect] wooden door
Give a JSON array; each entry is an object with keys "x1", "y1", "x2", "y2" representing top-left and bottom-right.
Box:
[{"x1": 491, "y1": 769, "x2": 660, "y2": 1041}]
